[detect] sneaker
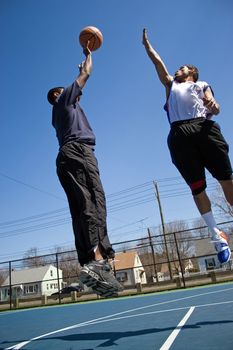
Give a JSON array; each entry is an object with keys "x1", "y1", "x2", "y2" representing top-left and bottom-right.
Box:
[
  {"x1": 212, "y1": 231, "x2": 231, "y2": 264},
  {"x1": 79, "y1": 260, "x2": 124, "y2": 297}
]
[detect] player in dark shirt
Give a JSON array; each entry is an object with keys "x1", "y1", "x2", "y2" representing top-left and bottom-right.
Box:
[{"x1": 47, "y1": 46, "x2": 123, "y2": 297}]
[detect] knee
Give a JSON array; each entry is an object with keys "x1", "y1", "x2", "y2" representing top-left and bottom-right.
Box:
[{"x1": 189, "y1": 179, "x2": 207, "y2": 195}]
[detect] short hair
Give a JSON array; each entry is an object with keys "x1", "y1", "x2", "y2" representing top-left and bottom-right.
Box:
[
  {"x1": 186, "y1": 65, "x2": 199, "y2": 82},
  {"x1": 47, "y1": 87, "x2": 64, "y2": 105}
]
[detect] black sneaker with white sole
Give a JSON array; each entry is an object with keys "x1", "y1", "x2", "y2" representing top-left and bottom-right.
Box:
[{"x1": 79, "y1": 260, "x2": 124, "y2": 297}]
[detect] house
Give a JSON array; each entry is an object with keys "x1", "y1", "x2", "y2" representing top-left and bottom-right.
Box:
[
  {"x1": 113, "y1": 251, "x2": 147, "y2": 286},
  {"x1": 158, "y1": 259, "x2": 196, "y2": 279},
  {"x1": 0, "y1": 265, "x2": 63, "y2": 301},
  {"x1": 193, "y1": 236, "x2": 233, "y2": 272}
]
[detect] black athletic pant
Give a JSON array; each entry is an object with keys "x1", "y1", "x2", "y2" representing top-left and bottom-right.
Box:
[{"x1": 56, "y1": 141, "x2": 115, "y2": 266}]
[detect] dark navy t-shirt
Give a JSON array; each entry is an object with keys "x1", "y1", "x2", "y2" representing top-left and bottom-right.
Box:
[{"x1": 52, "y1": 81, "x2": 96, "y2": 147}]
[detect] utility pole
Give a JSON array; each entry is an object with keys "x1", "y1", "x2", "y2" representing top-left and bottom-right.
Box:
[
  {"x1": 153, "y1": 181, "x2": 172, "y2": 280},
  {"x1": 147, "y1": 228, "x2": 159, "y2": 284}
]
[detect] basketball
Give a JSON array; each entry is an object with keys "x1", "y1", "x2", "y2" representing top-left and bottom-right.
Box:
[{"x1": 79, "y1": 26, "x2": 103, "y2": 51}]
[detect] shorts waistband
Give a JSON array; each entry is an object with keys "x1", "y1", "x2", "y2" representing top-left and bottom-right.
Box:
[
  {"x1": 171, "y1": 117, "x2": 206, "y2": 127},
  {"x1": 60, "y1": 140, "x2": 95, "y2": 149}
]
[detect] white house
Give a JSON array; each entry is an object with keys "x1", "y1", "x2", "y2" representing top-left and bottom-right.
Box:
[
  {"x1": 113, "y1": 251, "x2": 147, "y2": 286},
  {"x1": 0, "y1": 265, "x2": 63, "y2": 301},
  {"x1": 194, "y1": 237, "x2": 233, "y2": 272}
]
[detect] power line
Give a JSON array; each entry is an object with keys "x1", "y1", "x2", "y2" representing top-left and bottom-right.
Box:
[
  {"x1": 0, "y1": 175, "x2": 221, "y2": 241},
  {"x1": 0, "y1": 172, "x2": 65, "y2": 201}
]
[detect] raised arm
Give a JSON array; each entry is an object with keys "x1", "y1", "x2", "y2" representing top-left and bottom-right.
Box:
[
  {"x1": 142, "y1": 28, "x2": 173, "y2": 93},
  {"x1": 76, "y1": 45, "x2": 93, "y2": 89},
  {"x1": 203, "y1": 87, "x2": 220, "y2": 116}
]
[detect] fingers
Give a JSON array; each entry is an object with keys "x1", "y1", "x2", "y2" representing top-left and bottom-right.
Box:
[
  {"x1": 203, "y1": 97, "x2": 214, "y2": 108},
  {"x1": 203, "y1": 97, "x2": 219, "y2": 114},
  {"x1": 83, "y1": 40, "x2": 91, "y2": 56},
  {"x1": 143, "y1": 28, "x2": 147, "y2": 38}
]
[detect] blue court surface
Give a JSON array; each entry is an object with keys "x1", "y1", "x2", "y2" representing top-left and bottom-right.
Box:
[{"x1": 1, "y1": 282, "x2": 233, "y2": 350}]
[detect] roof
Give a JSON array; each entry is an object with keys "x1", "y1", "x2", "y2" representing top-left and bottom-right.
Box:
[
  {"x1": 113, "y1": 251, "x2": 138, "y2": 270},
  {"x1": 2, "y1": 265, "x2": 59, "y2": 286},
  {"x1": 194, "y1": 238, "x2": 216, "y2": 256}
]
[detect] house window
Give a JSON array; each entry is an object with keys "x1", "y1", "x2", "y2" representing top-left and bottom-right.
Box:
[
  {"x1": 24, "y1": 284, "x2": 38, "y2": 294},
  {"x1": 205, "y1": 258, "x2": 216, "y2": 270},
  {"x1": 50, "y1": 270, "x2": 53, "y2": 277},
  {"x1": 116, "y1": 272, "x2": 128, "y2": 282}
]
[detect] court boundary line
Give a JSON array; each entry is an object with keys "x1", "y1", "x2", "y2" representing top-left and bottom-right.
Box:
[
  {"x1": 159, "y1": 306, "x2": 195, "y2": 350},
  {"x1": 5, "y1": 286, "x2": 233, "y2": 349}
]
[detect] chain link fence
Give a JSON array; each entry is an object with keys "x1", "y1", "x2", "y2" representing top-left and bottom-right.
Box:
[{"x1": 0, "y1": 221, "x2": 233, "y2": 311}]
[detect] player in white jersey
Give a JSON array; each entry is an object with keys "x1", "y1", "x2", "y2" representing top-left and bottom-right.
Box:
[{"x1": 142, "y1": 28, "x2": 233, "y2": 264}]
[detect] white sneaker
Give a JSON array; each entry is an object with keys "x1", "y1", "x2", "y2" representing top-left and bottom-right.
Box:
[{"x1": 212, "y1": 231, "x2": 231, "y2": 264}]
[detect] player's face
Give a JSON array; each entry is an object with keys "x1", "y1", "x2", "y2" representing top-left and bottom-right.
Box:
[{"x1": 174, "y1": 66, "x2": 190, "y2": 82}]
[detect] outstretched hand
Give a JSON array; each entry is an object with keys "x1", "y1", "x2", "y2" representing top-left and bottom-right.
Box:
[
  {"x1": 78, "y1": 41, "x2": 92, "y2": 73},
  {"x1": 83, "y1": 40, "x2": 91, "y2": 57}
]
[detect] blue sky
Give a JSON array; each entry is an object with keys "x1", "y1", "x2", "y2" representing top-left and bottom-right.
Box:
[{"x1": 0, "y1": 0, "x2": 233, "y2": 262}]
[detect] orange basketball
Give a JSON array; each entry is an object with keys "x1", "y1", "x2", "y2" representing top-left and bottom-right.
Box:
[{"x1": 79, "y1": 26, "x2": 103, "y2": 51}]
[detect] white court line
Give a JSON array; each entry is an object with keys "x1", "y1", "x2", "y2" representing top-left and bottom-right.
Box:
[
  {"x1": 6, "y1": 300, "x2": 233, "y2": 350},
  {"x1": 159, "y1": 307, "x2": 195, "y2": 350},
  {"x1": 5, "y1": 286, "x2": 233, "y2": 350}
]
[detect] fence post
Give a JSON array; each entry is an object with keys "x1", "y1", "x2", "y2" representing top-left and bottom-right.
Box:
[
  {"x1": 175, "y1": 277, "x2": 181, "y2": 288},
  {"x1": 13, "y1": 298, "x2": 19, "y2": 309},
  {"x1": 71, "y1": 291, "x2": 77, "y2": 301},
  {"x1": 209, "y1": 271, "x2": 216, "y2": 283},
  {"x1": 55, "y1": 253, "x2": 61, "y2": 304},
  {"x1": 41, "y1": 294, "x2": 47, "y2": 305},
  {"x1": 136, "y1": 283, "x2": 142, "y2": 293},
  {"x1": 173, "y1": 232, "x2": 186, "y2": 288},
  {"x1": 9, "y1": 261, "x2": 12, "y2": 310}
]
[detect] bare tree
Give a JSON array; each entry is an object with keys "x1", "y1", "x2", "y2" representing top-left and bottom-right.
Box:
[
  {"x1": 22, "y1": 247, "x2": 46, "y2": 268},
  {"x1": 0, "y1": 269, "x2": 8, "y2": 286},
  {"x1": 157, "y1": 220, "x2": 194, "y2": 275},
  {"x1": 192, "y1": 218, "x2": 210, "y2": 239},
  {"x1": 211, "y1": 184, "x2": 233, "y2": 219},
  {"x1": 54, "y1": 247, "x2": 80, "y2": 285}
]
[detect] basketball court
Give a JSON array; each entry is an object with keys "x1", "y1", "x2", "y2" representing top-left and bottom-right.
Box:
[{"x1": 1, "y1": 282, "x2": 233, "y2": 350}]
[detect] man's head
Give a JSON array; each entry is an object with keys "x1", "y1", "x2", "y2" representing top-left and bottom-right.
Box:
[
  {"x1": 47, "y1": 87, "x2": 64, "y2": 105},
  {"x1": 174, "y1": 65, "x2": 199, "y2": 83}
]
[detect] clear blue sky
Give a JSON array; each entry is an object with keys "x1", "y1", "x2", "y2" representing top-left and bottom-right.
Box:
[{"x1": 0, "y1": 0, "x2": 232, "y2": 262}]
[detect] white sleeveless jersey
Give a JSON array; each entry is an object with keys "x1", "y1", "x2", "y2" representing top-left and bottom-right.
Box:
[{"x1": 165, "y1": 80, "x2": 212, "y2": 123}]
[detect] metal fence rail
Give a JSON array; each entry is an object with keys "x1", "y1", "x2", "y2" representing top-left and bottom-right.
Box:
[{"x1": 0, "y1": 220, "x2": 233, "y2": 311}]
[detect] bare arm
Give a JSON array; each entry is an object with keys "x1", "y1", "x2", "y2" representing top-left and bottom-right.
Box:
[
  {"x1": 203, "y1": 87, "x2": 220, "y2": 115},
  {"x1": 142, "y1": 28, "x2": 173, "y2": 93},
  {"x1": 76, "y1": 45, "x2": 92, "y2": 89}
]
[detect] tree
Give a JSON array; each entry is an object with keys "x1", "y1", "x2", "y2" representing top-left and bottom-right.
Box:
[
  {"x1": 157, "y1": 220, "x2": 195, "y2": 275},
  {"x1": 54, "y1": 247, "x2": 80, "y2": 285},
  {"x1": 0, "y1": 269, "x2": 8, "y2": 286},
  {"x1": 22, "y1": 247, "x2": 46, "y2": 268},
  {"x1": 211, "y1": 184, "x2": 233, "y2": 219},
  {"x1": 192, "y1": 218, "x2": 210, "y2": 239}
]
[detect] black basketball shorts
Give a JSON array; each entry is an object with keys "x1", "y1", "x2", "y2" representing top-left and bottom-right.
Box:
[{"x1": 167, "y1": 118, "x2": 232, "y2": 195}]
